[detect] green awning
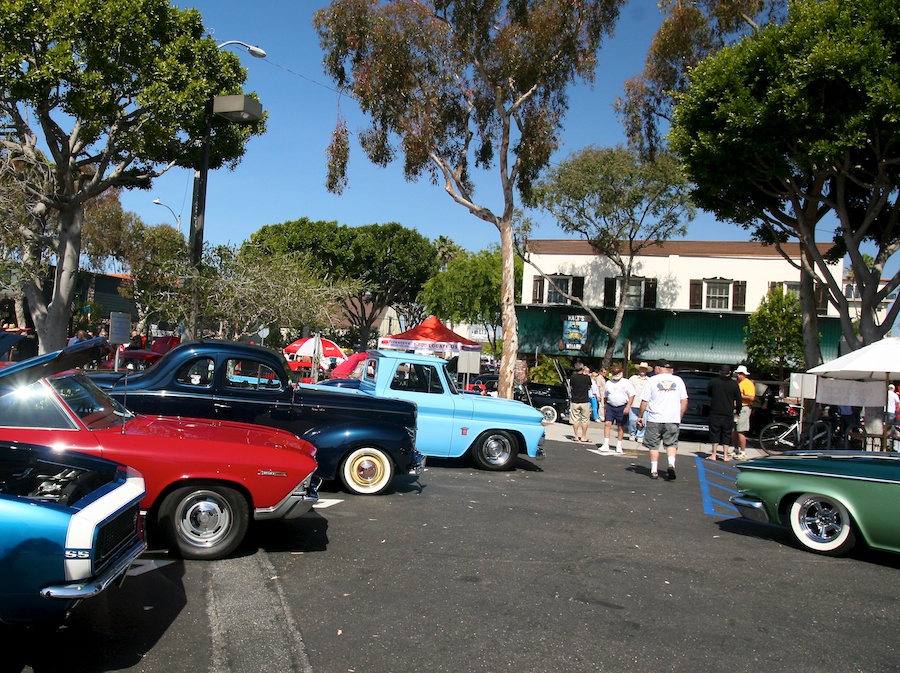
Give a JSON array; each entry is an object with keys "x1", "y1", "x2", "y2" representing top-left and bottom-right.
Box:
[{"x1": 516, "y1": 304, "x2": 841, "y2": 366}]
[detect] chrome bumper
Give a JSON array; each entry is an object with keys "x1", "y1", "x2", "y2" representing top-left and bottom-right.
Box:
[
  {"x1": 255, "y1": 474, "x2": 319, "y2": 521},
  {"x1": 41, "y1": 537, "x2": 147, "y2": 600},
  {"x1": 730, "y1": 494, "x2": 770, "y2": 524}
]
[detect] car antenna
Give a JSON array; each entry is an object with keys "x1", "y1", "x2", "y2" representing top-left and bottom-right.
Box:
[{"x1": 120, "y1": 370, "x2": 129, "y2": 434}]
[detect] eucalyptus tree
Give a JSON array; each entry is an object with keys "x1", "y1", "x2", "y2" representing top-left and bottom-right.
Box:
[{"x1": 314, "y1": 0, "x2": 624, "y2": 398}]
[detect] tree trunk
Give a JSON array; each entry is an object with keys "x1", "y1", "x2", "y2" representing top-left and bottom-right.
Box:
[
  {"x1": 799, "y1": 249, "x2": 822, "y2": 369},
  {"x1": 497, "y1": 219, "x2": 519, "y2": 399},
  {"x1": 26, "y1": 207, "x2": 84, "y2": 354}
]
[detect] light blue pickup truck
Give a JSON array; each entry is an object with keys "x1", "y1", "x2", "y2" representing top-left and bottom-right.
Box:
[{"x1": 353, "y1": 350, "x2": 546, "y2": 470}]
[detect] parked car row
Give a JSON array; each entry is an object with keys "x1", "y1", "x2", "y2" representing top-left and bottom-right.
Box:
[{"x1": 1, "y1": 337, "x2": 547, "y2": 624}]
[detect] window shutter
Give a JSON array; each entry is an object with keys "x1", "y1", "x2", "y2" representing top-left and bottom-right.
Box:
[
  {"x1": 689, "y1": 280, "x2": 702, "y2": 310},
  {"x1": 732, "y1": 281, "x2": 747, "y2": 312},
  {"x1": 571, "y1": 276, "x2": 584, "y2": 301},
  {"x1": 643, "y1": 278, "x2": 658, "y2": 308},
  {"x1": 603, "y1": 277, "x2": 616, "y2": 307},
  {"x1": 768, "y1": 281, "x2": 778, "y2": 294},
  {"x1": 532, "y1": 276, "x2": 544, "y2": 303}
]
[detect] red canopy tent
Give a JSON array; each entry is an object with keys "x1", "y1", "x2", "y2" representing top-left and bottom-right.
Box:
[{"x1": 377, "y1": 316, "x2": 482, "y2": 353}]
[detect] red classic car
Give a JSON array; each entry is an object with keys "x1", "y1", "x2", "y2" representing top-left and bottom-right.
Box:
[{"x1": 0, "y1": 338, "x2": 318, "y2": 560}]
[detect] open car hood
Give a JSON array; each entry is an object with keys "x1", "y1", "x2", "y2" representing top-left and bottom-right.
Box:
[{"x1": 0, "y1": 337, "x2": 110, "y2": 393}]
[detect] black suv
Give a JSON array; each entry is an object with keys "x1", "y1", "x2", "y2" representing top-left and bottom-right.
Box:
[{"x1": 676, "y1": 370, "x2": 717, "y2": 433}]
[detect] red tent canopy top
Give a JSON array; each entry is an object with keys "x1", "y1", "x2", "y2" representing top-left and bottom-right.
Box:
[{"x1": 377, "y1": 316, "x2": 482, "y2": 353}]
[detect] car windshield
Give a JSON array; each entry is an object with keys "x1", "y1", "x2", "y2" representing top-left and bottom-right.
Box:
[{"x1": 48, "y1": 373, "x2": 134, "y2": 430}]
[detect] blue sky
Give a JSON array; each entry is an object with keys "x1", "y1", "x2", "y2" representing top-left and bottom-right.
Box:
[{"x1": 119, "y1": 0, "x2": 740, "y2": 253}]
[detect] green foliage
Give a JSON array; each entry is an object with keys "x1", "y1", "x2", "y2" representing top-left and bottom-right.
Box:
[
  {"x1": 527, "y1": 146, "x2": 694, "y2": 252},
  {"x1": 247, "y1": 218, "x2": 438, "y2": 348},
  {"x1": 314, "y1": 0, "x2": 623, "y2": 196},
  {"x1": 745, "y1": 287, "x2": 805, "y2": 380},
  {"x1": 669, "y1": 0, "x2": 900, "y2": 349},
  {"x1": 528, "y1": 355, "x2": 566, "y2": 385},
  {"x1": 525, "y1": 144, "x2": 694, "y2": 367},
  {"x1": 0, "y1": 0, "x2": 266, "y2": 350},
  {"x1": 420, "y1": 245, "x2": 521, "y2": 353},
  {"x1": 617, "y1": 0, "x2": 786, "y2": 157}
]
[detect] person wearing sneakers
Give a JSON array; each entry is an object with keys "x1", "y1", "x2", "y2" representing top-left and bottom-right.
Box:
[
  {"x1": 732, "y1": 364, "x2": 755, "y2": 459},
  {"x1": 636, "y1": 359, "x2": 688, "y2": 480},
  {"x1": 601, "y1": 365, "x2": 635, "y2": 453},
  {"x1": 569, "y1": 362, "x2": 593, "y2": 443}
]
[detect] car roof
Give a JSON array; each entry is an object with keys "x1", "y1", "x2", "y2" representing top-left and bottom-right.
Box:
[
  {"x1": 368, "y1": 349, "x2": 450, "y2": 366},
  {"x1": 0, "y1": 337, "x2": 109, "y2": 393}
]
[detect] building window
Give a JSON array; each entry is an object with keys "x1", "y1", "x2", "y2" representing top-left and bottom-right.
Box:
[
  {"x1": 537, "y1": 275, "x2": 584, "y2": 305},
  {"x1": 706, "y1": 281, "x2": 730, "y2": 309},
  {"x1": 603, "y1": 277, "x2": 658, "y2": 308},
  {"x1": 547, "y1": 276, "x2": 570, "y2": 304},
  {"x1": 690, "y1": 278, "x2": 746, "y2": 312}
]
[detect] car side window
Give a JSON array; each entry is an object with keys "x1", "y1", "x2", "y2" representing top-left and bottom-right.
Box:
[
  {"x1": 390, "y1": 363, "x2": 444, "y2": 394},
  {"x1": 223, "y1": 359, "x2": 282, "y2": 391},
  {"x1": 0, "y1": 381, "x2": 75, "y2": 429},
  {"x1": 175, "y1": 358, "x2": 215, "y2": 387}
]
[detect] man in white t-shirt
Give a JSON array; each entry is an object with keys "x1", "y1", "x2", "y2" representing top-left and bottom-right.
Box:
[
  {"x1": 636, "y1": 359, "x2": 688, "y2": 480},
  {"x1": 601, "y1": 365, "x2": 635, "y2": 453}
]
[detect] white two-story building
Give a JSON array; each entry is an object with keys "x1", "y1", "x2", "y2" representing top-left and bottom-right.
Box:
[{"x1": 516, "y1": 239, "x2": 846, "y2": 369}]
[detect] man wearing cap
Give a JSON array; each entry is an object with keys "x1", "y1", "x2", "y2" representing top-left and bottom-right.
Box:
[
  {"x1": 569, "y1": 362, "x2": 593, "y2": 442},
  {"x1": 707, "y1": 364, "x2": 742, "y2": 461},
  {"x1": 732, "y1": 364, "x2": 755, "y2": 459},
  {"x1": 627, "y1": 362, "x2": 652, "y2": 442},
  {"x1": 636, "y1": 359, "x2": 688, "y2": 480}
]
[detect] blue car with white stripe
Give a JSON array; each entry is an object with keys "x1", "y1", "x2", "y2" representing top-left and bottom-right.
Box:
[{"x1": 0, "y1": 441, "x2": 146, "y2": 624}]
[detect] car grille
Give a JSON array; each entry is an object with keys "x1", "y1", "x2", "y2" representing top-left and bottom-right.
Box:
[{"x1": 95, "y1": 503, "x2": 141, "y2": 572}]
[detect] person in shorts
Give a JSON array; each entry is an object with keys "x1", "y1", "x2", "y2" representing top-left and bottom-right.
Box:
[
  {"x1": 600, "y1": 365, "x2": 635, "y2": 453},
  {"x1": 636, "y1": 359, "x2": 688, "y2": 480},
  {"x1": 732, "y1": 364, "x2": 755, "y2": 459},
  {"x1": 569, "y1": 362, "x2": 593, "y2": 442}
]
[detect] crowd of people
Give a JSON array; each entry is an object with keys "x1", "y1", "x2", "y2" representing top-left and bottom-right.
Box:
[{"x1": 569, "y1": 359, "x2": 758, "y2": 480}]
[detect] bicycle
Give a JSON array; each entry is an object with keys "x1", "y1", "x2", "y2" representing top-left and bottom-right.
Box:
[{"x1": 758, "y1": 412, "x2": 833, "y2": 454}]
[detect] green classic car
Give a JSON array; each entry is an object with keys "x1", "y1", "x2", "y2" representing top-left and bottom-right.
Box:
[{"x1": 730, "y1": 451, "x2": 900, "y2": 556}]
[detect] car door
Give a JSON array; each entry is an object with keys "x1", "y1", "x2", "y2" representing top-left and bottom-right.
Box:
[
  {"x1": 382, "y1": 361, "x2": 471, "y2": 458},
  {"x1": 211, "y1": 355, "x2": 293, "y2": 428}
]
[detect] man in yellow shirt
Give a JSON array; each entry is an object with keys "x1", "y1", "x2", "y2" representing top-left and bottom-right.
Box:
[{"x1": 732, "y1": 365, "x2": 755, "y2": 459}]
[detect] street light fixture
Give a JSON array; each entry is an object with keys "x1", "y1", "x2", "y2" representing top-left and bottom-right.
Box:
[
  {"x1": 187, "y1": 40, "x2": 265, "y2": 339},
  {"x1": 152, "y1": 198, "x2": 181, "y2": 233}
]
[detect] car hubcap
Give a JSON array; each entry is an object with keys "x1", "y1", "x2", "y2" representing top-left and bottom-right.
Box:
[
  {"x1": 483, "y1": 436, "x2": 511, "y2": 466},
  {"x1": 179, "y1": 493, "x2": 231, "y2": 547},
  {"x1": 351, "y1": 454, "x2": 384, "y2": 486}
]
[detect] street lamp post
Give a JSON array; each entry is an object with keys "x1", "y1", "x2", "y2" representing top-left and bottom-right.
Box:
[
  {"x1": 187, "y1": 40, "x2": 265, "y2": 339},
  {"x1": 152, "y1": 198, "x2": 181, "y2": 232}
]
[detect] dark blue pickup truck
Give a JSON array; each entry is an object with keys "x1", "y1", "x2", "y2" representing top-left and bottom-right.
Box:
[{"x1": 89, "y1": 340, "x2": 423, "y2": 495}]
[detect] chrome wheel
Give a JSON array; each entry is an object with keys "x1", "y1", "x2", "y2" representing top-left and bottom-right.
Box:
[
  {"x1": 540, "y1": 405, "x2": 558, "y2": 424},
  {"x1": 788, "y1": 492, "x2": 857, "y2": 556},
  {"x1": 340, "y1": 447, "x2": 394, "y2": 495},
  {"x1": 472, "y1": 430, "x2": 517, "y2": 471},
  {"x1": 160, "y1": 484, "x2": 248, "y2": 560}
]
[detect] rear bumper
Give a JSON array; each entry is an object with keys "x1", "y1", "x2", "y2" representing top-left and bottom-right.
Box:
[
  {"x1": 730, "y1": 494, "x2": 770, "y2": 524},
  {"x1": 41, "y1": 537, "x2": 147, "y2": 600}
]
